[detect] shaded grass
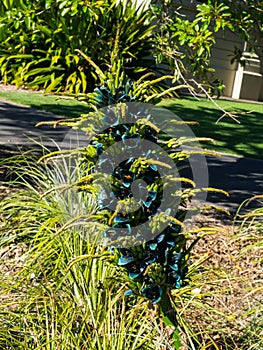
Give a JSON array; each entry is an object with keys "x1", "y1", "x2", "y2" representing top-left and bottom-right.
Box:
[{"x1": 159, "y1": 96, "x2": 263, "y2": 159}]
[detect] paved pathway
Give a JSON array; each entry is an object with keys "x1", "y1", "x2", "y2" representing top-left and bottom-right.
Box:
[
  {"x1": 0, "y1": 98, "x2": 262, "y2": 214},
  {"x1": 0, "y1": 99, "x2": 69, "y2": 148},
  {"x1": 201, "y1": 153, "x2": 263, "y2": 213}
]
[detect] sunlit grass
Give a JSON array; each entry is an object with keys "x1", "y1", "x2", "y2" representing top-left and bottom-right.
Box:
[{"x1": 0, "y1": 90, "x2": 88, "y2": 118}]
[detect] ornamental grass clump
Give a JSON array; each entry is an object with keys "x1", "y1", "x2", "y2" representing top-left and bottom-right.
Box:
[{"x1": 0, "y1": 152, "x2": 169, "y2": 349}]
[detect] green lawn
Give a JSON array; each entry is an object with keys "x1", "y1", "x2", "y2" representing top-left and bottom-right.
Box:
[
  {"x1": 0, "y1": 91, "x2": 262, "y2": 158},
  {"x1": 0, "y1": 91, "x2": 88, "y2": 118}
]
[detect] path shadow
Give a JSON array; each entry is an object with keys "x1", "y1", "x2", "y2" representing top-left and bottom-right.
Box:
[
  {"x1": 180, "y1": 153, "x2": 263, "y2": 213},
  {"x1": 205, "y1": 155, "x2": 263, "y2": 212},
  {"x1": 28, "y1": 103, "x2": 89, "y2": 118}
]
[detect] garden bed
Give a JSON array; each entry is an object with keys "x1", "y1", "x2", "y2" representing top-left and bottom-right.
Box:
[{"x1": 0, "y1": 179, "x2": 262, "y2": 349}]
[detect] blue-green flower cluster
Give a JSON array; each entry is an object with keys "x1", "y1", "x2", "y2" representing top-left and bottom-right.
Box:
[
  {"x1": 119, "y1": 225, "x2": 188, "y2": 303},
  {"x1": 82, "y1": 104, "x2": 191, "y2": 304},
  {"x1": 94, "y1": 83, "x2": 135, "y2": 107},
  {"x1": 89, "y1": 111, "x2": 165, "y2": 239}
]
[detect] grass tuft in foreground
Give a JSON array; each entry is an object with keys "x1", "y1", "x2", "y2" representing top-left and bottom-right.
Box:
[{"x1": 0, "y1": 151, "x2": 168, "y2": 349}]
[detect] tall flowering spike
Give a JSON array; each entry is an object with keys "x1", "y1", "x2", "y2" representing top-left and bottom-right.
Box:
[
  {"x1": 142, "y1": 248, "x2": 157, "y2": 266},
  {"x1": 114, "y1": 213, "x2": 130, "y2": 223},
  {"x1": 94, "y1": 83, "x2": 134, "y2": 108},
  {"x1": 102, "y1": 108, "x2": 119, "y2": 127},
  {"x1": 119, "y1": 169, "x2": 135, "y2": 188},
  {"x1": 87, "y1": 101, "x2": 191, "y2": 304},
  {"x1": 168, "y1": 252, "x2": 182, "y2": 271}
]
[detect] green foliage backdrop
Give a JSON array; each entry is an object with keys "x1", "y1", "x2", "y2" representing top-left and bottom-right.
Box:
[
  {"x1": 0, "y1": 0, "x2": 157, "y2": 93},
  {"x1": 0, "y1": 0, "x2": 262, "y2": 94}
]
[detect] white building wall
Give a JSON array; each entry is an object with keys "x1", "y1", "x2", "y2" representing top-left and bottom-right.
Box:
[{"x1": 210, "y1": 31, "x2": 243, "y2": 98}]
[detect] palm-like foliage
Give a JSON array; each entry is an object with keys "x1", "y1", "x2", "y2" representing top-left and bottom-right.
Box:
[{"x1": 0, "y1": 0, "x2": 157, "y2": 93}]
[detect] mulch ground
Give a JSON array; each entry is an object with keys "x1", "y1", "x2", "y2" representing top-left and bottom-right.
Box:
[
  {"x1": 179, "y1": 208, "x2": 263, "y2": 348},
  {"x1": 0, "y1": 82, "x2": 43, "y2": 93}
]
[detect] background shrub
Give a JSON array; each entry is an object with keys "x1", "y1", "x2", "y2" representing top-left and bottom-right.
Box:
[{"x1": 0, "y1": 0, "x2": 158, "y2": 93}]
